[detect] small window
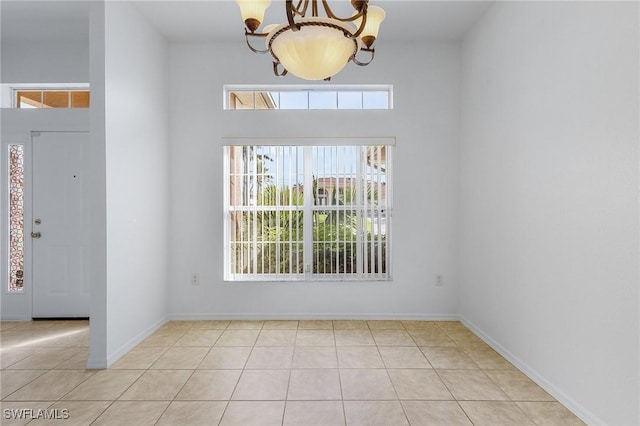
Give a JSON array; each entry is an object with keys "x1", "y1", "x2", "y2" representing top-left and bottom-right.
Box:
[
  {"x1": 224, "y1": 143, "x2": 392, "y2": 281},
  {"x1": 15, "y1": 89, "x2": 90, "y2": 108},
  {"x1": 225, "y1": 85, "x2": 392, "y2": 110}
]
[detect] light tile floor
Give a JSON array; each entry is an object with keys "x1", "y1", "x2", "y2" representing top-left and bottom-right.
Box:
[{"x1": 0, "y1": 320, "x2": 586, "y2": 425}]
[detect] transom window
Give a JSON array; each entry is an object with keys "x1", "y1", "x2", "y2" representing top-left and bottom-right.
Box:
[
  {"x1": 224, "y1": 85, "x2": 392, "y2": 110},
  {"x1": 224, "y1": 142, "x2": 392, "y2": 281},
  {"x1": 15, "y1": 89, "x2": 90, "y2": 109}
]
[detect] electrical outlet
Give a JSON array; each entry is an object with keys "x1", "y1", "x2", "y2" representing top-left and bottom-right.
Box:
[
  {"x1": 435, "y1": 274, "x2": 443, "y2": 286},
  {"x1": 191, "y1": 273, "x2": 199, "y2": 286}
]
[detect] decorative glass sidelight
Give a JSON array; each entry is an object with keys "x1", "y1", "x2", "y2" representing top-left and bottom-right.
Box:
[{"x1": 8, "y1": 144, "x2": 24, "y2": 292}]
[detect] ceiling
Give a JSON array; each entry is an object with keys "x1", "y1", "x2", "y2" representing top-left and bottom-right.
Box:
[
  {"x1": 1, "y1": 1, "x2": 493, "y2": 43},
  {"x1": 134, "y1": 0, "x2": 493, "y2": 42}
]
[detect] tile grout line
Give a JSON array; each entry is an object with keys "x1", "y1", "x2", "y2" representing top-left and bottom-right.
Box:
[
  {"x1": 376, "y1": 326, "x2": 412, "y2": 425},
  {"x1": 335, "y1": 329, "x2": 347, "y2": 426},
  {"x1": 436, "y1": 322, "x2": 536, "y2": 425},
  {"x1": 280, "y1": 324, "x2": 299, "y2": 426}
]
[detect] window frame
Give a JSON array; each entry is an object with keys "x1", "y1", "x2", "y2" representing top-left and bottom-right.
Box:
[
  {"x1": 4, "y1": 83, "x2": 90, "y2": 109},
  {"x1": 223, "y1": 138, "x2": 394, "y2": 282},
  {"x1": 223, "y1": 84, "x2": 393, "y2": 111}
]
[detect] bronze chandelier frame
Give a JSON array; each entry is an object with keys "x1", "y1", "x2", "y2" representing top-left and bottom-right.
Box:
[{"x1": 242, "y1": 0, "x2": 377, "y2": 79}]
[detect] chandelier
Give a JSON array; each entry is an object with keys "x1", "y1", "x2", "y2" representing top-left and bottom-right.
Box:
[{"x1": 236, "y1": 0, "x2": 385, "y2": 81}]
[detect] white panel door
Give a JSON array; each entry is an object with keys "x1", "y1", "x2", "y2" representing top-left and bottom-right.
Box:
[{"x1": 32, "y1": 132, "x2": 89, "y2": 318}]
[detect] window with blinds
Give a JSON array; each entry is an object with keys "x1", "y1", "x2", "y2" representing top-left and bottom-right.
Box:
[{"x1": 224, "y1": 144, "x2": 392, "y2": 281}]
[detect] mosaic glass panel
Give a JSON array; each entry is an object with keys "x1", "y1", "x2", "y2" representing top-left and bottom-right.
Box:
[{"x1": 9, "y1": 144, "x2": 25, "y2": 292}]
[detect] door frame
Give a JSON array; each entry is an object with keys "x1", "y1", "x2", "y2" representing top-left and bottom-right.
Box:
[{"x1": 1, "y1": 116, "x2": 89, "y2": 321}]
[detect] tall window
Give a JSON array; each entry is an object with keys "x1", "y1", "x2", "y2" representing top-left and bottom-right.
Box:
[
  {"x1": 8, "y1": 144, "x2": 25, "y2": 292},
  {"x1": 224, "y1": 144, "x2": 392, "y2": 281}
]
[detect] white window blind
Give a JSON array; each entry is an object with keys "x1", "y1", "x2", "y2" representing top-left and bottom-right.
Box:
[{"x1": 224, "y1": 144, "x2": 392, "y2": 281}]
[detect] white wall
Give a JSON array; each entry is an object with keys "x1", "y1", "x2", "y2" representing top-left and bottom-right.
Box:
[
  {"x1": 168, "y1": 40, "x2": 461, "y2": 319},
  {"x1": 88, "y1": 1, "x2": 170, "y2": 367},
  {"x1": 0, "y1": 40, "x2": 89, "y2": 83},
  {"x1": 459, "y1": 2, "x2": 639, "y2": 425},
  {"x1": 87, "y1": 0, "x2": 108, "y2": 369},
  {"x1": 0, "y1": 1, "x2": 89, "y2": 83}
]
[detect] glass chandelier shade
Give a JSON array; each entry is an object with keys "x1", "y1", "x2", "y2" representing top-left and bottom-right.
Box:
[
  {"x1": 236, "y1": 0, "x2": 384, "y2": 81},
  {"x1": 352, "y1": 5, "x2": 385, "y2": 47},
  {"x1": 267, "y1": 19, "x2": 361, "y2": 81},
  {"x1": 236, "y1": 0, "x2": 271, "y2": 32}
]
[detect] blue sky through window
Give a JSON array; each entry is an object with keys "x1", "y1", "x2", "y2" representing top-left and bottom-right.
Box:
[{"x1": 256, "y1": 145, "x2": 386, "y2": 194}]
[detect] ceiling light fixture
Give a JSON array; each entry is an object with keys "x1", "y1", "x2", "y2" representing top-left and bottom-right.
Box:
[{"x1": 236, "y1": 0, "x2": 385, "y2": 81}]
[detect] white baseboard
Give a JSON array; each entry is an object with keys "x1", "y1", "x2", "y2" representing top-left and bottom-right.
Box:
[
  {"x1": 86, "y1": 356, "x2": 108, "y2": 369},
  {"x1": 0, "y1": 316, "x2": 31, "y2": 321},
  {"x1": 460, "y1": 316, "x2": 603, "y2": 426},
  {"x1": 86, "y1": 316, "x2": 168, "y2": 369},
  {"x1": 168, "y1": 313, "x2": 460, "y2": 321}
]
